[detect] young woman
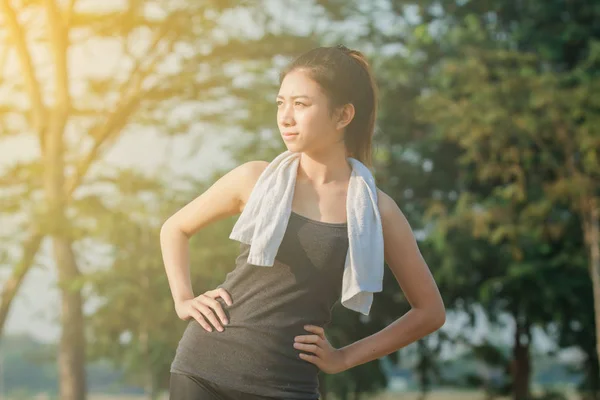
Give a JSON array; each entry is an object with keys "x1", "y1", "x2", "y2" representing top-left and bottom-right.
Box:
[{"x1": 160, "y1": 45, "x2": 446, "y2": 400}]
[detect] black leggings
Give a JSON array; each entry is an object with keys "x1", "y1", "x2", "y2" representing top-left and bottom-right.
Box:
[{"x1": 169, "y1": 373, "x2": 284, "y2": 400}]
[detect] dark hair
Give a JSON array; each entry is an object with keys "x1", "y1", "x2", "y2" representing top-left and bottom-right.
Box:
[{"x1": 279, "y1": 45, "x2": 378, "y2": 168}]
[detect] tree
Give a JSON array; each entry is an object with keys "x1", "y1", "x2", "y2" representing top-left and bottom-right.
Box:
[
  {"x1": 420, "y1": 40, "x2": 600, "y2": 389},
  {"x1": 410, "y1": 0, "x2": 600, "y2": 380},
  {"x1": 368, "y1": 2, "x2": 600, "y2": 397}
]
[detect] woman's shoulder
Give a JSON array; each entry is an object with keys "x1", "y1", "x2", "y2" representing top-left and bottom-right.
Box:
[
  {"x1": 376, "y1": 187, "x2": 400, "y2": 220},
  {"x1": 237, "y1": 160, "x2": 269, "y2": 189},
  {"x1": 237, "y1": 160, "x2": 270, "y2": 210},
  {"x1": 240, "y1": 160, "x2": 270, "y2": 177},
  {"x1": 375, "y1": 187, "x2": 418, "y2": 236}
]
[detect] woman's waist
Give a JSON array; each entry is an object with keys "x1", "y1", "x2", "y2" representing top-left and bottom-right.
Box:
[
  {"x1": 181, "y1": 316, "x2": 317, "y2": 350},
  {"x1": 175, "y1": 320, "x2": 320, "y2": 378}
]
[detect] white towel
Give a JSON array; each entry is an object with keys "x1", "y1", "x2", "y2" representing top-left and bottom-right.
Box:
[{"x1": 229, "y1": 150, "x2": 384, "y2": 315}]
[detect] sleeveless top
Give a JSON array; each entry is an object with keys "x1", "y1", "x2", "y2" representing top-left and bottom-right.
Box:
[{"x1": 170, "y1": 211, "x2": 349, "y2": 399}]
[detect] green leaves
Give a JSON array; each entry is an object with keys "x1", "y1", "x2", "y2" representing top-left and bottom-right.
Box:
[{"x1": 370, "y1": 0, "x2": 600, "y2": 395}]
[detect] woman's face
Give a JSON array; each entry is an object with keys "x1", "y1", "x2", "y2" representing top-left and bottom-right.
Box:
[{"x1": 276, "y1": 69, "x2": 343, "y2": 154}]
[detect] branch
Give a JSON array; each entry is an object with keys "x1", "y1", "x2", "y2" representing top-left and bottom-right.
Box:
[
  {"x1": 0, "y1": 229, "x2": 43, "y2": 337},
  {"x1": 114, "y1": 13, "x2": 173, "y2": 102},
  {"x1": 64, "y1": 22, "x2": 173, "y2": 199},
  {"x1": 65, "y1": 90, "x2": 145, "y2": 199},
  {"x1": 64, "y1": 0, "x2": 77, "y2": 29},
  {"x1": 1, "y1": 0, "x2": 46, "y2": 143},
  {"x1": 44, "y1": 0, "x2": 71, "y2": 145},
  {"x1": 0, "y1": 31, "x2": 8, "y2": 74}
]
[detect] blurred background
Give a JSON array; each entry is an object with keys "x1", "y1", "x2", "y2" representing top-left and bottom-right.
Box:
[{"x1": 1, "y1": 0, "x2": 599, "y2": 399}]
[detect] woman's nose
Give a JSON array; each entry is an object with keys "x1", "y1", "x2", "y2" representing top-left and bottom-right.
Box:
[{"x1": 279, "y1": 108, "x2": 295, "y2": 126}]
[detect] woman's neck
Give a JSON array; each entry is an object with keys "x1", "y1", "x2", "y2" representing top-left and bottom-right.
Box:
[{"x1": 297, "y1": 150, "x2": 351, "y2": 185}]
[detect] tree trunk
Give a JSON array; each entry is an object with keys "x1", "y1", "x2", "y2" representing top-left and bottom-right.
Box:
[
  {"x1": 0, "y1": 0, "x2": 47, "y2": 342},
  {"x1": 417, "y1": 339, "x2": 431, "y2": 400},
  {"x1": 140, "y1": 268, "x2": 158, "y2": 400},
  {"x1": 43, "y1": 83, "x2": 86, "y2": 399},
  {"x1": 54, "y1": 238, "x2": 87, "y2": 400},
  {"x1": 45, "y1": 172, "x2": 87, "y2": 400},
  {"x1": 582, "y1": 196, "x2": 600, "y2": 381},
  {"x1": 0, "y1": 231, "x2": 43, "y2": 336},
  {"x1": 584, "y1": 353, "x2": 600, "y2": 400},
  {"x1": 511, "y1": 314, "x2": 531, "y2": 400}
]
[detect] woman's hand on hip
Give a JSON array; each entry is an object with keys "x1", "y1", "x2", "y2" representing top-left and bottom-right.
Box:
[
  {"x1": 175, "y1": 288, "x2": 233, "y2": 332},
  {"x1": 294, "y1": 325, "x2": 349, "y2": 374}
]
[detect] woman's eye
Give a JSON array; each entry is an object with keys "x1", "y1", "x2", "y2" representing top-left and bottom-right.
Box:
[{"x1": 276, "y1": 101, "x2": 307, "y2": 107}]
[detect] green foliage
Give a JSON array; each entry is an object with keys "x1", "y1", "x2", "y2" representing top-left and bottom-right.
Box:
[{"x1": 368, "y1": 1, "x2": 600, "y2": 399}]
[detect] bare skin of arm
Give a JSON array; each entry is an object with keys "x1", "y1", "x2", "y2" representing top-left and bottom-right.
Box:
[{"x1": 159, "y1": 160, "x2": 269, "y2": 332}]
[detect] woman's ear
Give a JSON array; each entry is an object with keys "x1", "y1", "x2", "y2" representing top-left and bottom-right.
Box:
[{"x1": 336, "y1": 103, "x2": 355, "y2": 130}]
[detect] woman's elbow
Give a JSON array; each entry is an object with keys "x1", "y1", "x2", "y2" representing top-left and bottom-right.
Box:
[
  {"x1": 420, "y1": 299, "x2": 446, "y2": 332},
  {"x1": 160, "y1": 218, "x2": 173, "y2": 238},
  {"x1": 430, "y1": 302, "x2": 446, "y2": 330},
  {"x1": 434, "y1": 308, "x2": 446, "y2": 329},
  {"x1": 160, "y1": 218, "x2": 187, "y2": 241}
]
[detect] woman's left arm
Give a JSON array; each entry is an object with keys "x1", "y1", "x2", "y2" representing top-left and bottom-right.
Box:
[
  {"x1": 340, "y1": 189, "x2": 446, "y2": 370},
  {"x1": 294, "y1": 189, "x2": 446, "y2": 374}
]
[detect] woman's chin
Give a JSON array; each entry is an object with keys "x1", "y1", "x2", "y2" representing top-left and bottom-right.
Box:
[{"x1": 283, "y1": 142, "x2": 302, "y2": 151}]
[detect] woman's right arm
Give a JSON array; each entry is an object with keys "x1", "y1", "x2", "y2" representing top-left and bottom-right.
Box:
[{"x1": 159, "y1": 160, "x2": 269, "y2": 331}]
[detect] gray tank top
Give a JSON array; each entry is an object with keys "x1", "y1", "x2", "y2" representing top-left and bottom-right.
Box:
[{"x1": 170, "y1": 211, "x2": 349, "y2": 399}]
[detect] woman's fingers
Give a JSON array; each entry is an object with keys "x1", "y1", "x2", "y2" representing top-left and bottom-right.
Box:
[
  {"x1": 293, "y1": 342, "x2": 322, "y2": 356},
  {"x1": 217, "y1": 288, "x2": 233, "y2": 306},
  {"x1": 196, "y1": 295, "x2": 231, "y2": 331},
  {"x1": 188, "y1": 307, "x2": 213, "y2": 332},
  {"x1": 303, "y1": 325, "x2": 325, "y2": 339},
  {"x1": 295, "y1": 334, "x2": 322, "y2": 344},
  {"x1": 206, "y1": 288, "x2": 233, "y2": 307},
  {"x1": 199, "y1": 295, "x2": 229, "y2": 327},
  {"x1": 184, "y1": 288, "x2": 233, "y2": 332},
  {"x1": 193, "y1": 299, "x2": 224, "y2": 332}
]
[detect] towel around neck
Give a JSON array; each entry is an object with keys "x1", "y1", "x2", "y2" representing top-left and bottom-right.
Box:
[{"x1": 229, "y1": 150, "x2": 384, "y2": 315}]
